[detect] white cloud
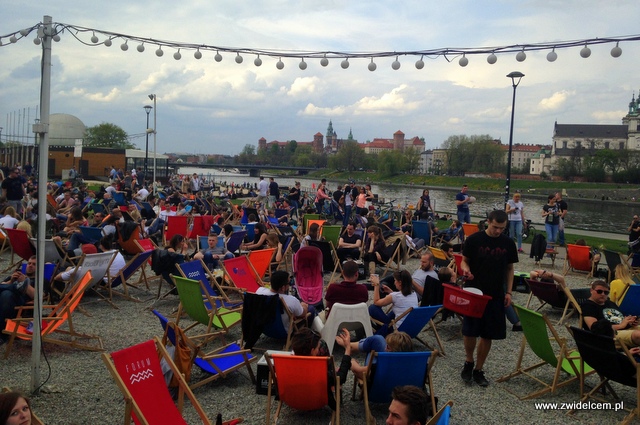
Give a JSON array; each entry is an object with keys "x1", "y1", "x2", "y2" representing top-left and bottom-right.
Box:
[
  {"x1": 539, "y1": 90, "x2": 572, "y2": 111},
  {"x1": 287, "y1": 77, "x2": 321, "y2": 96}
]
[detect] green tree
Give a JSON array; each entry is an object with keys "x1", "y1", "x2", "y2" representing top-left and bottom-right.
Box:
[
  {"x1": 84, "y1": 122, "x2": 135, "y2": 149},
  {"x1": 237, "y1": 144, "x2": 256, "y2": 164},
  {"x1": 330, "y1": 141, "x2": 363, "y2": 171}
]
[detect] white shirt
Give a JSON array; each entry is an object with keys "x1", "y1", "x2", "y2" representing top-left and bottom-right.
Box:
[
  {"x1": 507, "y1": 199, "x2": 524, "y2": 222},
  {"x1": 256, "y1": 287, "x2": 303, "y2": 329},
  {"x1": 0, "y1": 215, "x2": 20, "y2": 229},
  {"x1": 390, "y1": 291, "x2": 419, "y2": 327},
  {"x1": 258, "y1": 180, "x2": 268, "y2": 197},
  {"x1": 136, "y1": 188, "x2": 149, "y2": 201}
]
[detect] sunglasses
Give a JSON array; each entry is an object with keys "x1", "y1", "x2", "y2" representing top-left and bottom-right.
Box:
[{"x1": 594, "y1": 289, "x2": 610, "y2": 295}]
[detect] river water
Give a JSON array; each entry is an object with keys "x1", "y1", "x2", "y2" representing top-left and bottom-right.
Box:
[{"x1": 178, "y1": 167, "x2": 636, "y2": 235}]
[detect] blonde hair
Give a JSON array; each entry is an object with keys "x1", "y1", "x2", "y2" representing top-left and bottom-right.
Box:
[
  {"x1": 3, "y1": 206, "x2": 16, "y2": 218},
  {"x1": 16, "y1": 220, "x2": 32, "y2": 237},
  {"x1": 614, "y1": 264, "x2": 633, "y2": 285},
  {"x1": 385, "y1": 331, "x2": 413, "y2": 352}
]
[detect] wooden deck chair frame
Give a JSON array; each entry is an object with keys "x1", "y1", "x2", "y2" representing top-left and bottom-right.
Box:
[
  {"x1": 92, "y1": 250, "x2": 155, "y2": 305},
  {"x1": 0, "y1": 228, "x2": 10, "y2": 256},
  {"x1": 102, "y1": 337, "x2": 220, "y2": 425},
  {"x1": 176, "y1": 258, "x2": 243, "y2": 309},
  {"x1": 3, "y1": 228, "x2": 36, "y2": 273},
  {"x1": 525, "y1": 278, "x2": 586, "y2": 325},
  {"x1": 380, "y1": 238, "x2": 402, "y2": 279},
  {"x1": 496, "y1": 304, "x2": 592, "y2": 400},
  {"x1": 567, "y1": 326, "x2": 640, "y2": 424},
  {"x1": 162, "y1": 320, "x2": 257, "y2": 391},
  {"x1": 266, "y1": 353, "x2": 340, "y2": 425},
  {"x1": 425, "y1": 400, "x2": 453, "y2": 425},
  {"x1": 172, "y1": 274, "x2": 243, "y2": 341},
  {"x1": 3, "y1": 271, "x2": 104, "y2": 358},
  {"x1": 352, "y1": 350, "x2": 437, "y2": 425},
  {"x1": 563, "y1": 243, "x2": 595, "y2": 277},
  {"x1": 603, "y1": 249, "x2": 624, "y2": 283}
]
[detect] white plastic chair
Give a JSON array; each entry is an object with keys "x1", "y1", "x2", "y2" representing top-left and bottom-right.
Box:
[{"x1": 321, "y1": 302, "x2": 373, "y2": 353}]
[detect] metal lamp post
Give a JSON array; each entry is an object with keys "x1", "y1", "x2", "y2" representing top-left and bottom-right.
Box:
[
  {"x1": 504, "y1": 71, "x2": 524, "y2": 207},
  {"x1": 143, "y1": 105, "x2": 152, "y2": 179},
  {"x1": 148, "y1": 94, "x2": 157, "y2": 193}
]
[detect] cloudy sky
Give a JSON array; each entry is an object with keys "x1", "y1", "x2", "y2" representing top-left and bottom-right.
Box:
[{"x1": 1, "y1": 1, "x2": 639, "y2": 156}]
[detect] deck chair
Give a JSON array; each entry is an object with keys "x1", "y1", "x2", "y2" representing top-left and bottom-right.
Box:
[
  {"x1": 102, "y1": 337, "x2": 217, "y2": 425},
  {"x1": 172, "y1": 275, "x2": 243, "y2": 339},
  {"x1": 273, "y1": 236, "x2": 293, "y2": 273},
  {"x1": 247, "y1": 248, "x2": 276, "y2": 280},
  {"x1": 352, "y1": 351, "x2": 437, "y2": 425},
  {"x1": 221, "y1": 255, "x2": 264, "y2": 293},
  {"x1": 3, "y1": 271, "x2": 104, "y2": 358},
  {"x1": 245, "y1": 223, "x2": 256, "y2": 242},
  {"x1": 563, "y1": 243, "x2": 594, "y2": 277},
  {"x1": 603, "y1": 249, "x2": 624, "y2": 283},
  {"x1": 496, "y1": 304, "x2": 591, "y2": 399},
  {"x1": 241, "y1": 207, "x2": 258, "y2": 224},
  {"x1": 116, "y1": 221, "x2": 144, "y2": 255},
  {"x1": 391, "y1": 305, "x2": 445, "y2": 355},
  {"x1": 0, "y1": 228, "x2": 10, "y2": 256},
  {"x1": 321, "y1": 303, "x2": 373, "y2": 353},
  {"x1": 462, "y1": 223, "x2": 481, "y2": 239},
  {"x1": 79, "y1": 226, "x2": 104, "y2": 244},
  {"x1": 112, "y1": 191, "x2": 127, "y2": 206},
  {"x1": 177, "y1": 259, "x2": 242, "y2": 309},
  {"x1": 426, "y1": 400, "x2": 453, "y2": 425},
  {"x1": 188, "y1": 215, "x2": 214, "y2": 240},
  {"x1": 525, "y1": 279, "x2": 589, "y2": 325},
  {"x1": 30, "y1": 237, "x2": 66, "y2": 265},
  {"x1": 412, "y1": 220, "x2": 432, "y2": 247},
  {"x1": 164, "y1": 215, "x2": 189, "y2": 245},
  {"x1": 3, "y1": 228, "x2": 36, "y2": 273},
  {"x1": 266, "y1": 353, "x2": 340, "y2": 425},
  {"x1": 619, "y1": 284, "x2": 640, "y2": 316},
  {"x1": 157, "y1": 315, "x2": 257, "y2": 391},
  {"x1": 568, "y1": 326, "x2": 639, "y2": 424},
  {"x1": 380, "y1": 238, "x2": 402, "y2": 278},
  {"x1": 240, "y1": 292, "x2": 306, "y2": 351},
  {"x1": 429, "y1": 246, "x2": 453, "y2": 269},
  {"x1": 322, "y1": 225, "x2": 343, "y2": 247},
  {"x1": 302, "y1": 213, "x2": 321, "y2": 234},
  {"x1": 226, "y1": 230, "x2": 247, "y2": 256},
  {"x1": 96, "y1": 250, "x2": 154, "y2": 304}
]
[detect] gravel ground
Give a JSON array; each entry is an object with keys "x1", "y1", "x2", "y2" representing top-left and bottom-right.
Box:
[{"x1": 1, "y1": 242, "x2": 636, "y2": 424}]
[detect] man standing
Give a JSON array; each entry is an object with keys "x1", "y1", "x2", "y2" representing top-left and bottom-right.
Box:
[
  {"x1": 555, "y1": 192, "x2": 568, "y2": 246},
  {"x1": 386, "y1": 385, "x2": 431, "y2": 425},
  {"x1": 459, "y1": 210, "x2": 518, "y2": 387},
  {"x1": 628, "y1": 214, "x2": 640, "y2": 249},
  {"x1": 268, "y1": 177, "x2": 279, "y2": 208},
  {"x1": 1, "y1": 168, "x2": 25, "y2": 215},
  {"x1": 288, "y1": 181, "x2": 301, "y2": 210},
  {"x1": 257, "y1": 176, "x2": 268, "y2": 205},
  {"x1": 336, "y1": 223, "x2": 363, "y2": 263},
  {"x1": 411, "y1": 252, "x2": 438, "y2": 298},
  {"x1": 455, "y1": 184, "x2": 471, "y2": 224},
  {"x1": 324, "y1": 260, "x2": 368, "y2": 318}
]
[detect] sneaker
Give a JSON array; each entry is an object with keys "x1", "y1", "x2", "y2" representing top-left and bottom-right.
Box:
[
  {"x1": 517, "y1": 248, "x2": 525, "y2": 253},
  {"x1": 512, "y1": 324, "x2": 523, "y2": 332},
  {"x1": 473, "y1": 369, "x2": 489, "y2": 387},
  {"x1": 461, "y1": 361, "x2": 474, "y2": 384}
]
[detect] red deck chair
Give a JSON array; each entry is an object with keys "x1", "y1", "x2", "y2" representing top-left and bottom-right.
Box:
[
  {"x1": 164, "y1": 215, "x2": 189, "y2": 245},
  {"x1": 221, "y1": 255, "x2": 263, "y2": 293},
  {"x1": 3, "y1": 228, "x2": 36, "y2": 272},
  {"x1": 563, "y1": 244, "x2": 594, "y2": 277},
  {"x1": 293, "y1": 246, "x2": 324, "y2": 308},
  {"x1": 188, "y1": 215, "x2": 214, "y2": 239},
  {"x1": 247, "y1": 247, "x2": 276, "y2": 280}
]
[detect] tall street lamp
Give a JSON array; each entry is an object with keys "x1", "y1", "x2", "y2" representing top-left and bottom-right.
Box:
[
  {"x1": 148, "y1": 94, "x2": 157, "y2": 193},
  {"x1": 143, "y1": 105, "x2": 152, "y2": 179},
  {"x1": 504, "y1": 71, "x2": 524, "y2": 207}
]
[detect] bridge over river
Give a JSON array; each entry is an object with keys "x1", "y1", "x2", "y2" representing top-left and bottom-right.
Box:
[{"x1": 169, "y1": 162, "x2": 315, "y2": 177}]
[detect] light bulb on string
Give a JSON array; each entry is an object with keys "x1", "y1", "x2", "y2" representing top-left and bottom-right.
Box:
[
  {"x1": 52, "y1": 33, "x2": 61, "y2": 42},
  {"x1": 215, "y1": 51, "x2": 222, "y2": 62},
  {"x1": 19, "y1": 29, "x2": 29, "y2": 37},
  {"x1": 137, "y1": 43, "x2": 145, "y2": 53},
  {"x1": 120, "y1": 40, "x2": 129, "y2": 51},
  {"x1": 174, "y1": 49, "x2": 182, "y2": 60},
  {"x1": 368, "y1": 58, "x2": 377, "y2": 71},
  {"x1": 391, "y1": 56, "x2": 401, "y2": 70},
  {"x1": 194, "y1": 48, "x2": 202, "y2": 59},
  {"x1": 458, "y1": 54, "x2": 468, "y2": 67},
  {"x1": 91, "y1": 32, "x2": 99, "y2": 44},
  {"x1": 580, "y1": 43, "x2": 591, "y2": 58},
  {"x1": 33, "y1": 37, "x2": 41, "y2": 45},
  {"x1": 487, "y1": 52, "x2": 497, "y2": 64},
  {"x1": 516, "y1": 49, "x2": 526, "y2": 62},
  {"x1": 320, "y1": 54, "x2": 329, "y2": 67},
  {"x1": 611, "y1": 42, "x2": 622, "y2": 58},
  {"x1": 341, "y1": 58, "x2": 349, "y2": 69},
  {"x1": 9, "y1": 35, "x2": 17, "y2": 43},
  {"x1": 547, "y1": 48, "x2": 557, "y2": 62},
  {"x1": 104, "y1": 38, "x2": 112, "y2": 47},
  {"x1": 156, "y1": 46, "x2": 163, "y2": 57},
  {"x1": 415, "y1": 55, "x2": 424, "y2": 69},
  {"x1": 254, "y1": 55, "x2": 262, "y2": 66},
  {"x1": 276, "y1": 58, "x2": 285, "y2": 70},
  {"x1": 235, "y1": 53, "x2": 243, "y2": 64},
  {"x1": 299, "y1": 58, "x2": 307, "y2": 70}
]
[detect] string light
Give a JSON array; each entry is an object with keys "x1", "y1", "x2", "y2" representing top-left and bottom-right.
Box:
[{"x1": 3, "y1": 20, "x2": 637, "y2": 69}]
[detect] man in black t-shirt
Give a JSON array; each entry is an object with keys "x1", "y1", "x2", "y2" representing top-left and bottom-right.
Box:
[
  {"x1": 337, "y1": 223, "x2": 362, "y2": 262},
  {"x1": 288, "y1": 182, "x2": 301, "y2": 210},
  {"x1": 459, "y1": 210, "x2": 518, "y2": 387},
  {"x1": 1, "y1": 168, "x2": 25, "y2": 215},
  {"x1": 555, "y1": 192, "x2": 568, "y2": 246}
]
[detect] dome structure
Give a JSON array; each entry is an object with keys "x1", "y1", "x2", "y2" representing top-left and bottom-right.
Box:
[{"x1": 48, "y1": 113, "x2": 86, "y2": 146}]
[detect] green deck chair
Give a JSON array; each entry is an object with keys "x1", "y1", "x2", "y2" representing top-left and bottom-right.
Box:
[
  {"x1": 171, "y1": 274, "x2": 243, "y2": 342},
  {"x1": 302, "y1": 213, "x2": 321, "y2": 234},
  {"x1": 496, "y1": 304, "x2": 593, "y2": 399},
  {"x1": 322, "y1": 225, "x2": 343, "y2": 247}
]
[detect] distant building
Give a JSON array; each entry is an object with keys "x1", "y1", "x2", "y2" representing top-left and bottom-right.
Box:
[{"x1": 362, "y1": 130, "x2": 425, "y2": 154}]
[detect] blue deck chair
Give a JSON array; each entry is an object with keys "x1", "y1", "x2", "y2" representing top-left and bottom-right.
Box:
[
  {"x1": 141, "y1": 201, "x2": 154, "y2": 216},
  {"x1": 241, "y1": 207, "x2": 258, "y2": 225},
  {"x1": 412, "y1": 220, "x2": 431, "y2": 246},
  {"x1": 197, "y1": 235, "x2": 224, "y2": 250},
  {"x1": 113, "y1": 192, "x2": 127, "y2": 207},
  {"x1": 79, "y1": 226, "x2": 104, "y2": 244},
  {"x1": 275, "y1": 208, "x2": 289, "y2": 219},
  {"x1": 429, "y1": 401, "x2": 453, "y2": 425},
  {"x1": 90, "y1": 202, "x2": 107, "y2": 215},
  {"x1": 98, "y1": 250, "x2": 154, "y2": 303},
  {"x1": 152, "y1": 310, "x2": 257, "y2": 390},
  {"x1": 22, "y1": 262, "x2": 56, "y2": 287},
  {"x1": 226, "y1": 230, "x2": 247, "y2": 255},
  {"x1": 353, "y1": 351, "x2": 437, "y2": 425},
  {"x1": 619, "y1": 284, "x2": 640, "y2": 316},
  {"x1": 212, "y1": 223, "x2": 222, "y2": 235},
  {"x1": 245, "y1": 222, "x2": 256, "y2": 242},
  {"x1": 177, "y1": 259, "x2": 242, "y2": 309},
  {"x1": 391, "y1": 305, "x2": 445, "y2": 355}
]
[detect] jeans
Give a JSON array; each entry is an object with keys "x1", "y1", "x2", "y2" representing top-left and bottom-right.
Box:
[
  {"x1": 343, "y1": 205, "x2": 352, "y2": 227},
  {"x1": 558, "y1": 218, "x2": 565, "y2": 245},
  {"x1": 357, "y1": 334, "x2": 387, "y2": 354},
  {"x1": 509, "y1": 220, "x2": 523, "y2": 249},
  {"x1": 368, "y1": 304, "x2": 395, "y2": 337},
  {"x1": 457, "y1": 209, "x2": 471, "y2": 224},
  {"x1": 203, "y1": 252, "x2": 234, "y2": 270},
  {"x1": 0, "y1": 287, "x2": 25, "y2": 339},
  {"x1": 545, "y1": 223, "x2": 559, "y2": 247}
]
